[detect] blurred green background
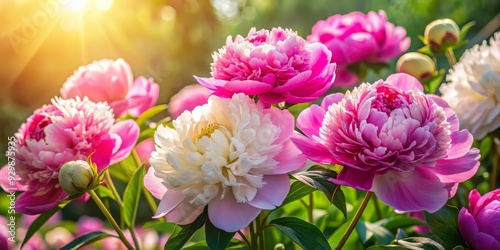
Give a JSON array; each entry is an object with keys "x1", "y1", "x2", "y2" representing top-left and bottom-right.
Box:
[{"x1": 0, "y1": 0, "x2": 499, "y2": 161}]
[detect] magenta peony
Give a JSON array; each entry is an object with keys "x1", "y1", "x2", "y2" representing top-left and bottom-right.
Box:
[
  {"x1": 307, "y1": 10, "x2": 410, "y2": 87},
  {"x1": 168, "y1": 84, "x2": 213, "y2": 119},
  {"x1": 145, "y1": 94, "x2": 306, "y2": 232},
  {"x1": 292, "y1": 73, "x2": 479, "y2": 212},
  {"x1": 0, "y1": 97, "x2": 139, "y2": 214},
  {"x1": 61, "y1": 58, "x2": 159, "y2": 117},
  {"x1": 458, "y1": 189, "x2": 500, "y2": 249},
  {"x1": 195, "y1": 27, "x2": 336, "y2": 106}
]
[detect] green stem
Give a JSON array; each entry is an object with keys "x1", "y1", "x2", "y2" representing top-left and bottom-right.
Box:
[
  {"x1": 237, "y1": 230, "x2": 251, "y2": 248},
  {"x1": 491, "y1": 137, "x2": 499, "y2": 189},
  {"x1": 445, "y1": 48, "x2": 457, "y2": 67},
  {"x1": 249, "y1": 219, "x2": 257, "y2": 249},
  {"x1": 308, "y1": 194, "x2": 314, "y2": 223},
  {"x1": 88, "y1": 190, "x2": 134, "y2": 250},
  {"x1": 335, "y1": 191, "x2": 373, "y2": 250},
  {"x1": 131, "y1": 149, "x2": 159, "y2": 215},
  {"x1": 258, "y1": 212, "x2": 265, "y2": 250},
  {"x1": 372, "y1": 195, "x2": 383, "y2": 220}
]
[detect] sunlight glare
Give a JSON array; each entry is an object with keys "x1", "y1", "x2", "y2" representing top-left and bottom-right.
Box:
[{"x1": 64, "y1": 0, "x2": 89, "y2": 12}]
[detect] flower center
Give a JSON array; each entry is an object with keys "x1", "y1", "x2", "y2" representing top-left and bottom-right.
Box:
[
  {"x1": 372, "y1": 86, "x2": 406, "y2": 114},
  {"x1": 198, "y1": 123, "x2": 220, "y2": 139}
]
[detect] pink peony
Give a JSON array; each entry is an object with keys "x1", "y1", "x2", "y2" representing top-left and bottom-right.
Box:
[
  {"x1": 61, "y1": 58, "x2": 159, "y2": 117},
  {"x1": 307, "y1": 10, "x2": 410, "y2": 87},
  {"x1": 0, "y1": 97, "x2": 139, "y2": 214},
  {"x1": 195, "y1": 27, "x2": 336, "y2": 106},
  {"x1": 145, "y1": 94, "x2": 307, "y2": 232},
  {"x1": 168, "y1": 84, "x2": 213, "y2": 119},
  {"x1": 458, "y1": 189, "x2": 500, "y2": 249},
  {"x1": 292, "y1": 73, "x2": 480, "y2": 212},
  {"x1": 135, "y1": 138, "x2": 155, "y2": 166}
]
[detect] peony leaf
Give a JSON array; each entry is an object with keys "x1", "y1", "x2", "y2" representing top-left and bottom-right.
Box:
[
  {"x1": 136, "y1": 104, "x2": 167, "y2": 129},
  {"x1": 269, "y1": 216, "x2": 330, "y2": 250},
  {"x1": 182, "y1": 241, "x2": 209, "y2": 250},
  {"x1": 459, "y1": 21, "x2": 476, "y2": 41},
  {"x1": 21, "y1": 199, "x2": 71, "y2": 248},
  {"x1": 60, "y1": 231, "x2": 112, "y2": 250},
  {"x1": 122, "y1": 164, "x2": 145, "y2": 227},
  {"x1": 142, "y1": 220, "x2": 177, "y2": 234},
  {"x1": 423, "y1": 69, "x2": 445, "y2": 94},
  {"x1": 205, "y1": 217, "x2": 236, "y2": 250},
  {"x1": 292, "y1": 165, "x2": 347, "y2": 218},
  {"x1": 281, "y1": 180, "x2": 315, "y2": 206},
  {"x1": 367, "y1": 237, "x2": 445, "y2": 250},
  {"x1": 164, "y1": 210, "x2": 207, "y2": 250},
  {"x1": 424, "y1": 205, "x2": 465, "y2": 249},
  {"x1": 357, "y1": 221, "x2": 394, "y2": 245},
  {"x1": 418, "y1": 46, "x2": 434, "y2": 56},
  {"x1": 138, "y1": 127, "x2": 157, "y2": 144},
  {"x1": 381, "y1": 217, "x2": 426, "y2": 231}
]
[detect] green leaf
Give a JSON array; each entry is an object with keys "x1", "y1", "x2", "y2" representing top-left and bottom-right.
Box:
[
  {"x1": 417, "y1": 46, "x2": 434, "y2": 56},
  {"x1": 60, "y1": 231, "x2": 112, "y2": 250},
  {"x1": 364, "y1": 62, "x2": 390, "y2": 75},
  {"x1": 292, "y1": 165, "x2": 346, "y2": 218},
  {"x1": 269, "y1": 217, "x2": 330, "y2": 250},
  {"x1": 136, "y1": 104, "x2": 168, "y2": 129},
  {"x1": 424, "y1": 69, "x2": 445, "y2": 94},
  {"x1": 424, "y1": 205, "x2": 465, "y2": 249},
  {"x1": 459, "y1": 21, "x2": 476, "y2": 41},
  {"x1": 357, "y1": 221, "x2": 394, "y2": 245},
  {"x1": 287, "y1": 102, "x2": 312, "y2": 120},
  {"x1": 21, "y1": 199, "x2": 70, "y2": 248},
  {"x1": 142, "y1": 220, "x2": 177, "y2": 234},
  {"x1": 182, "y1": 241, "x2": 210, "y2": 250},
  {"x1": 122, "y1": 165, "x2": 145, "y2": 227},
  {"x1": 164, "y1": 211, "x2": 207, "y2": 250},
  {"x1": 281, "y1": 180, "x2": 315, "y2": 206},
  {"x1": 95, "y1": 185, "x2": 116, "y2": 200},
  {"x1": 382, "y1": 217, "x2": 426, "y2": 231},
  {"x1": 205, "y1": 217, "x2": 235, "y2": 250},
  {"x1": 395, "y1": 237, "x2": 445, "y2": 250}
]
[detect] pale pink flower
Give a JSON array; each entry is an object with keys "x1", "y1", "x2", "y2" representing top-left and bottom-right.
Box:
[
  {"x1": 195, "y1": 27, "x2": 336, "y2": 106},
  {"x1": 458, "y1": 189, "x2": 500, "y2": 249},
  {"x1": 0, "y1": 97, "x2": 139, "y2": 214},
  {"x1": 293, "y1": 73, "x2": 480, "y2": 212},
  {"x1": 307, "y1": 10, "x2": 410, "y2": 87},
  {"x1": 135, "y1": 138, "x2": 155, "y2": 166},
  {"x1": 440, "y1": 32, "x2": 500, "y2": 140},
  {"x1": 61, "y1": 58, "x2": 159, "y2": 117},
  {"x1": 168, "y1": 84, "x2": 212, "y2": 119},
  {"x1": 145, "y1": 94, "x2": 306, "y2": 232}
]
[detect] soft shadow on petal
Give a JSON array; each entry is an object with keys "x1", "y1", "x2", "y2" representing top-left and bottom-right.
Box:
[
  {"x1": 109, "y1": 120, "x2": 140, "y2": 165},
  {"x1": 208, "y1": 193, "x2": 261, "y2": 232},
  {"x1": 144, "y1": 167, "x2": 167, "y2": 200},
  {"x1": 385, "y1": 73, "x2": 423, "y2": 92},
  {"x1": 247, "y1": 175, "x2": 290, "y2": 209}
]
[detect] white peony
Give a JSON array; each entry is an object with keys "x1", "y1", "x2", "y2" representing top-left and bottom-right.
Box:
[{"x1": 440, "y1": 32, "x2": 500, "y2": 139}]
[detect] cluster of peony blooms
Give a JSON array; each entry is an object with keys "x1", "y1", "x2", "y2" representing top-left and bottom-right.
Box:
[{"x1": 2, "y1": 10, "x2": 499, "y2": 250}]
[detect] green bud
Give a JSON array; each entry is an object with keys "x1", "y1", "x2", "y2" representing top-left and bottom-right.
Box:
[
  {"x1": 424, "y1": 19, "x2": 460, "y2": 51},
  {"x1": 396, "y1": 52, "x2": 436, "y2": 81},
  {"x1": 58, "y1": 160, "x2": 95, "y2": 196}
]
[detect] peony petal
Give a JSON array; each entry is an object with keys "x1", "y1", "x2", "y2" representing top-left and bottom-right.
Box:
[
  {"x1": 291, "y1": 133, "x2": 337, "y2": 164},
  {"x1": 372, "y1": 168, "x2": 449, "y2": 212},
  {"x1": 90, "y1": 138, "x2": 114, "y2": 169},
  {"x1": 16, "y1": 189, "x2": 66, "y2": 215},
  {"x1": 272, "y1": 71, "x2": 312, "y2": 92},
  {"x1": 208, "y1": 193, "x2": 261, "y2": 232},
  {"x1": 332, "y1": 167, "x2": 375, "y2": 191},
  {"x1": 307, "y1": 43, "x2": 332, "y2": 79},
  {"x1": 296, "y1": 104, "x2": 326, "y2": 138},
  {"x1": 109, "y1": 120, "x2": 140, "y2": 165},
  {"x1": 247, "y1": 175, "x2": 290, "y2": 209},
  {"x1": 153, "y1": 189, "x2": 186, "y2": 219},
  {"x1": 431, "y1": 148, "x2": 480, "y2": 183},
  {"x1": 0, "y1": 165, "x2": 28, "y2": 191},
  {"x1": 474, "y1": 232, "x2": 500, "y2": 250},
  {"x1": 166, "y1": 203, "x2": 204, "y2": 225},
  {"x1": 445, "y1": 130, "x2": 475, "y2": 159},
  {"x1": 458, "y1": 208, "x2": 479, "y2": 247},
  {"x1": 225, "y1": 80, "x2": 274, "y2": 95},
  {"x1": 321, "y1": 93, "x2": 344, "y2": 109},
  {"x1": 385, "y1": 73, "x2": 423, "y2": 92},
  {"x1": 144, "y1": 167, "x2": 167, "y2": 200},
  {"x1": 265, "y1": 140, "x2": 307, "y2": 174}
]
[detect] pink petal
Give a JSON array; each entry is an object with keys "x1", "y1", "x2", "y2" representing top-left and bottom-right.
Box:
[
  {"x1": 332, "y1": 167, "x2": 375, "y2": 191},
  {"x1": 16, "y1": 189, "x2": 66, "y2": 215},
  {"x1": 224, "y1": 80, "x2": 274, "y2": 95},
  {"x1": 109, "y1": 120, "x2": 140, "y2": 165},
  {"x1": 372, "y1": 168, "x2": 449, "y2": 212},
  {"x1": 153, "y1": 189, "x2": 203, "y2": 226},
  {"x1": 291, "y1": 133, "x2": 337, "y2": 164},
  {"x1": 445, "y1": 130, "x2": 475, "y2": 159},
  {"x1": 194, "y1": 76, "x2": 223, "y2": 90},
  {"x1": 266, "y1": 107, "x2": 294, "y2": 144},
  {"x1": 272, "y1": 71, "x2": 312, "y2": 92},
  {"x1": 296, "y1": 104, "x2": 326, "y2": 138},
  {"x1": 268, "y1": 140, "x2": 307, "y2": 174},
  {"x1": 385, "y1": 73, "x2": 424, "y2": 92},
  {"x1": 321, "y1": 93, "x2": 344, "y2": 109},
  {"x1": 208, "y1": 193, "x2": 261, "y2": 232},
  {"x1": 127, "y1": 77, "x2": 160, "y2": 117},
  {"x1": 0, "y1": 165, "x2": 28, "y2": 191},
  {"x1": 458, "y1": 208, "x2": 478, "y2": 246},
  {"x1": 144, "y1": 167, "x2": 167, "y2": 199},
  {"x1": 431, "y1": 148, "x2": 480, "y2": 183},
  {"x1": 247, "y1": 175, "x2": 290, "y2": 209},
  {"x1": 90, "y1": 138, "x2": 114, "y2": 169},
  {"x1": 475, "y1": 233, "x2": 500, "y2": 250},
  {"x1": 307, "y1": 43, "x2": 332, "y2": 79},
  {"x1": 110, "y1": 99, "x2": 130, "y2": 118}
]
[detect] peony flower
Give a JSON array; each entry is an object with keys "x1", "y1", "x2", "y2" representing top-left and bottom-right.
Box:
[
  {"x1": 195, "y1": 27, "x2": 336, "y2": 106},
  {"x1": 145, "y1": 94, "x2": 306, "y2": 232},
  {"x1": 168, "y1": 84, "x2": 212, "y2": 119},
  {"x1": 307, "y1": 10, "x2": 410, "y2": 87},
  {"x1": 135, "y1": 138, "x2": 155, "y2": 166},
  {"x1": 292, "y1": 73, "x2": 480, "y2": 212},
  {"x1": 0, "y1": 97, "x2": 139, "y2": 214},
  {"x1": 458, "y1": 189, "x2": 500, "y2": 249},
  {"x1": 440, "y1": 32, "x2": 500, "y2": 140},
  {"x1": 61, "y1": 58, "x2": 159, "y2": 117}
]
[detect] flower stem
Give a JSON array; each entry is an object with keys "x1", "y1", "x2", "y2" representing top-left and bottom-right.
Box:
[
  {"x1": 237, "y1": 230, "x2": 251, "y2": 248},
  {"x1": 308, "y1": 194, "x2": 314, "y2": 223},
  {"x1": 335, "y1": 191, "x2": 373, "y2": 250},
  {"x1": 372, "y1": 195, "x2": 383, "y2": 220},
  {"x1": 249, "y1": 219, "x2": 257, "y2": 249},
  {"x1": 445, "y1": 48, "x2": 457, "y2": 67},
  {"x1": 258, "y1": 212, "x2": 265, "y2": 250},
  {"x1": 491, "y1": 137, "x2": 500, "y2": 189},
  {"x1": 88, "y1": 189, "x2": 134, "y2": 250},
  {"x1": 131, "y1": 149, "x2": 159, "y2": 214}
]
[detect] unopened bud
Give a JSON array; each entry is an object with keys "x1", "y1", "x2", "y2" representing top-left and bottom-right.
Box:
[
  {"x1": 396, "y1": 52, "x2": 436, "y2": 81},
  {"x1": 58, "y1": 160, "x2": 95, "y2": 196},
  {"x1": 424, "y1": 19, "x2": 460, "y2": 51}
]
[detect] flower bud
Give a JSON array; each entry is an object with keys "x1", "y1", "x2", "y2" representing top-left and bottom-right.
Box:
[
  {"x1": 58, "y1": 160, "x2": 95, "y2": 196},
  {"x1": 424, "y1": 19, "x2": 460, "y2": 51},
  {"x1": 396, "y1": 52, "x2": 436, "y2": 81}
]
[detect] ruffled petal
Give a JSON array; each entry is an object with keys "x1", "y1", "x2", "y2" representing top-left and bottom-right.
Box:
[
  {"x1": 208, "y1": 193, "x2": 261, "y2": 232},
  {"x1": 247, "y1": 175, "x2": 290, "y2": 209}
]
